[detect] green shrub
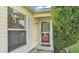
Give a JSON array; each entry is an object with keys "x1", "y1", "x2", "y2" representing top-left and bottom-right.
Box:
[{"x1": 51, "y1": 6, "x2": 79, "y2": 52}]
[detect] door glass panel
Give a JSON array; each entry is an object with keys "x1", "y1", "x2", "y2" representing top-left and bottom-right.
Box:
[
  {"x1": 41, "y1": 33, "x2": 50, "y2": 43},
  {"x1": 41, "y1": 22, "x2": 50, "y2": 32}
]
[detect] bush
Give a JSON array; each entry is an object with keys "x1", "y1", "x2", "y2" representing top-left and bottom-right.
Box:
[{"x1": 51, "y1": 6, "x2": 79, "y2": 52}]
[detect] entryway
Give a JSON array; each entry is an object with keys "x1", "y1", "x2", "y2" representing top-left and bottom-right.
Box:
[{"x1": 29, "y1": 18, "x2": 54, "y2": 53}]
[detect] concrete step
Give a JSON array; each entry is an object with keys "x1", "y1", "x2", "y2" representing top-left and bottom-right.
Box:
[
  {"x1": 29, "y1": 44, "x2": 54, "y2": 53},
  {"x1": 36, "y1": 49, "x2": 53, "y2": 53},
  {"x1": 29, "y1": 48, "x2": 53, "y2": 53}
]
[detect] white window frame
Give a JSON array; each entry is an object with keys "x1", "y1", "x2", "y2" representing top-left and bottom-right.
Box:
[{"x1": 26, "y1": 16, "x2": 32, "y2": 44}]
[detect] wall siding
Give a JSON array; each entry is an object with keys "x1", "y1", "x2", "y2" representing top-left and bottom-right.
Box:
[{"x1": 0, "y1": 7, "x2": 7, "y2": 53}]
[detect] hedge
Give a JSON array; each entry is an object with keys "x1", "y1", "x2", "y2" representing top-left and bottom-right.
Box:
[{"x1": 51, "y1": 6, "x2": 79, "y2": 52}]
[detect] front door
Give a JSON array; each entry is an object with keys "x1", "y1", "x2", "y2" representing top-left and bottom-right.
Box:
[
  {"x1": 38, "y1": 18, "x2": 54, "y2": 52},
  {"x1": 40, "y1": 20, "x2": 51, "y2": 46}
]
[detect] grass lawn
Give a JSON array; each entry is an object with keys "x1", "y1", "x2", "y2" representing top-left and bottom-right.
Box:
[{"x1": 67, "y1": 40, "x2": 79, "y2": 53}]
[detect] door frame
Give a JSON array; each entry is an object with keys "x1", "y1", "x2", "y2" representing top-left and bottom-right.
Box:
[{"x1": 39, "y1": 19, "x2": 53, "y2": 47}]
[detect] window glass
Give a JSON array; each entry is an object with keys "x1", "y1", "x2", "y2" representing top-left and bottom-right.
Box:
[
  {"x1": 8, "y1": 7, "x2": 26, "y2": 29},
  {"x1": 8, "y1": 31, "x2": 26, "y2": 52},
  {"x1": 8, "y1": 7, "x2": 26, "y2": 52},
  {"x1": 41, "y1": 22, "x2": 50, "y2": 32}
]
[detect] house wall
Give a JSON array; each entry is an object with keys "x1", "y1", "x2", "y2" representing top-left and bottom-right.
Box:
[
  {"x1": 0, "y1": 6, "x2": 38, "y2": 53},
  {"x1": 0, "y1": 6, "x2": 8, "y2": 53},
  {"x1": 0, "y1": 6, "x2": 52, "y2": 53},
  {"x1": 33, "y1": 12, "x2": 51, "y2": 18}
]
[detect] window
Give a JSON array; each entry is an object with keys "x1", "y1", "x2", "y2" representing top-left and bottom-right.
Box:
[
  {"x1": 8, "y1": 31, "x2": 26, "y2": 52},
  {"x1": 8, "y1": 7, "x2": 26, "y2": 29},
  {"x1": 8, "y1": 7, "x2": 26, "y2": 52}
]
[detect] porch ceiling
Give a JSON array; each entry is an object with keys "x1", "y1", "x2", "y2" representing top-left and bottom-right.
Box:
[
  {"x1": 23, "y1": 6, "x2": 51, "y2": 18},
  {"x1": 23, "y1": 6, "x2": 51, "y2": 13}
]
